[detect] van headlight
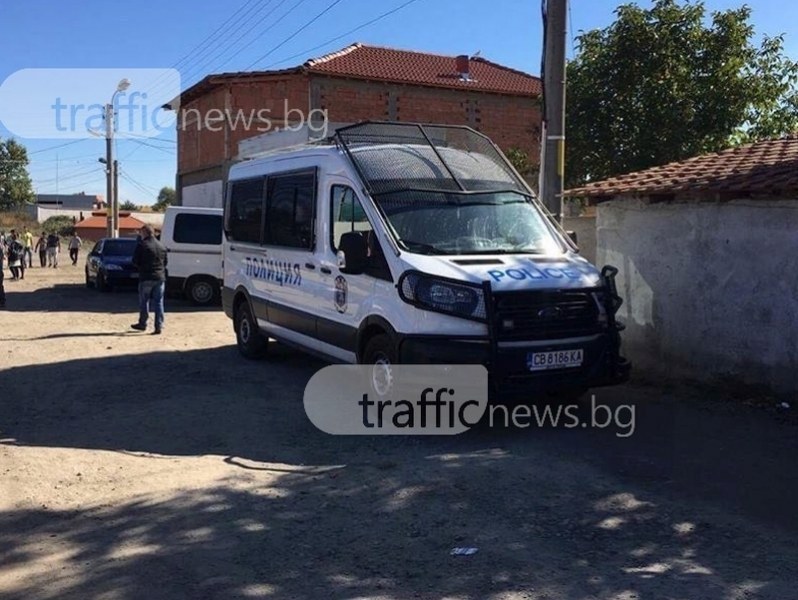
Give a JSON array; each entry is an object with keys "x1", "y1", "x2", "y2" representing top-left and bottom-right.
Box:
[{"x1": 399, "y1": 271, "x2": 487, "y2": 321}]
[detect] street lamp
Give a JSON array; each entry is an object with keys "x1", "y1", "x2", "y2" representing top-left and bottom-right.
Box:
[{"x1": 105, "y1": 78, "x2": 131, "y2": 237}]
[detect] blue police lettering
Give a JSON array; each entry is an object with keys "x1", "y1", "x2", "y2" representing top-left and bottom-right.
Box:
[
  {"x1": 244, "y1": 257, "x2": 302, "y2": 287},
  {"x1": 487, "y1": 266, "x2": 584, "y2": 283}
]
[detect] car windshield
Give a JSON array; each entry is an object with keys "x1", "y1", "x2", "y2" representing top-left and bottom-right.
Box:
[
  {"x1": 373, "y1": 191, "x2": 564, "y2": 255},
  {"x1": 103, "y1": 240, "x2": 137, "y2": 256}
]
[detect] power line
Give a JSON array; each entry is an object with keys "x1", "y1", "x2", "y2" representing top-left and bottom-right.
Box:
[
  {"x1": 244, "y1": 0, "x2": 347, "y2": 70},
  {"x1": 144, "y1": 0, "x2": 268, "y2": 99},
  {"x1": 28, "y1": 139, "x2": 88, "y2": 155},
  {"x1": 263, "y1": 0, "x2": 423, "y2": 69},
  {"x1": 119, "y1": 138, "x2": 176, "y2": 155},
  {"x1": 145, "y1": 0, "x2": 281, "y2": 101},
  {"x1": 207, "y1": 0, "x2": 313, "y2": 75}
]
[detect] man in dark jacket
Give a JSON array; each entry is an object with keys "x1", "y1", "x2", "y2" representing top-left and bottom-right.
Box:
[{"x1": 131, "y1": 224, "x2": 168, "y2": 334}]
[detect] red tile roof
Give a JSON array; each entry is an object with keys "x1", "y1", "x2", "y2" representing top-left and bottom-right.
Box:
[
  {"x1": 566, "y1": 136, "x2": 798, "y2": 199},
  {"x1": 172, "y1": 43, "x2": 541, "y2": 107},
  {"x1": 304, "y1": 43, "x2": 541, "y2": 96},
  {"x1": 76, "y1": 212, "x2": 148, "y2": 231}
]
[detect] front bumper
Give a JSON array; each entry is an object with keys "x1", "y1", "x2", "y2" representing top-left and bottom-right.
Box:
[{"x1": 398, "y1": 332, "x2": 630, "y2": 398}]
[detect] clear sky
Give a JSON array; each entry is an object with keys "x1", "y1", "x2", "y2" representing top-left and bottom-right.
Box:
[{"x1": 1, "y1": 0, "x2": 796, "y2": 206}]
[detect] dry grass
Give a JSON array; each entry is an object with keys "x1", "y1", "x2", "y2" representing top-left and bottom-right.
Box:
[{"x1": 0, "y1": 209, "x2": 39, "y2": 233}]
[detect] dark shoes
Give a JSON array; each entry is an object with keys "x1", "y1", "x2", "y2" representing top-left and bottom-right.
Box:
[
  {"x1": 130, "y1": 323, "x2": 146, "y2": 331},
  {"x1": 152, "y1": 329, "x2": 162, "y2": 335}
]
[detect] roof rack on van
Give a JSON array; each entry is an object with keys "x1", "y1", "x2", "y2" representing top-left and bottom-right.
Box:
[
  {"x1": 237, "y1": 122, "x2": 352, "y2": 160},
  {"x1": 332, "y1": 121, "x2": 529, "y2": 197}
]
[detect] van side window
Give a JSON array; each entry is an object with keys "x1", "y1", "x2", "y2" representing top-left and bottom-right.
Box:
[
  {"x1": 264, "y1": 171, "x2": 316, "y2": 249},
  {"x1": 227, "y1": 178, "x2": 265, "y2": 243},
  {"x1": 331, "y1": 186, "x2": 373, "y2": 251},
  {"x1": 331, "y1": 185, "x2": 392, "y2": 281},
  {"x1": 173, "y1": 213, "x2": 223, "y2": 245}
]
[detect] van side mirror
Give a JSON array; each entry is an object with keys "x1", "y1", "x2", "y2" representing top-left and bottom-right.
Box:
[
  {"x1": 566, "y1": 230, "x2": 578, "y2": 247},
  {"x1": 338, "y1": 232, "x2": 368, "y2": 275}
]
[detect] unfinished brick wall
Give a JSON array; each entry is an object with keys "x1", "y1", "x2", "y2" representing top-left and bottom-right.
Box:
[{"x1": 177, "y1": 74, "x2": 541, "y2": 181}]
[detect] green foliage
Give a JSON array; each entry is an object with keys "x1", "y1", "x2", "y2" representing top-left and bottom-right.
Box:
[
  {"x1": 566, "y1": 0, "x2": 798, "y2": 186},
  {"x1": 505, "y1": 147, "x2": 539, "y2": 192},
  {"x1": 120, "y1": 200, "x2": 139, "y2": 211},
  {"x1": 0, "y1": 138, "x2": 35, "y2": 210},
  {"x1": 42, "y1": 215, "x2": 76, "y2": 236},
  {"x1": 152, "y1": 186, "x2": 176, "y2": 212}
]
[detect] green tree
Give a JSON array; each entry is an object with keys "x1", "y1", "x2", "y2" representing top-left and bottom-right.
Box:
[
  {"x1": 120, "y1": 200, "x2": 139, "y2": 211},
  {"x1": 566, "y1": 0, "x2": 798, "y2": 186},
  {"x1": 152, "y1": 186, "x2": 176, "y2": 212},
  {"x1": 0, "y1": 138, "x2": 35, "y2": 210}
]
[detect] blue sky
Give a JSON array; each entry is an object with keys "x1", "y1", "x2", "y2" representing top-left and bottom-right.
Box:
[{"x1": 1, "y1": 0, "x2": 796, "y2": 206}]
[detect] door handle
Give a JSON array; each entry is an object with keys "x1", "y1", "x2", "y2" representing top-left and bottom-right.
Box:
[
  {"x1": 320, "y1": 266, "x2": 332, "y2": 275},
  {"x1": 305, "y1": 262, "x2": 316, "y2": 270}
]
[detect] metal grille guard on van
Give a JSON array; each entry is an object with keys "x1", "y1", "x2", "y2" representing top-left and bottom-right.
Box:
[{"x1": 397, "y1": 266, "x2": 630, "y2": 388}]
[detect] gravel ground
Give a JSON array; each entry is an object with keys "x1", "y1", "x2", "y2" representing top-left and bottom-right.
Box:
[{"x1": 0, "y1": 263, "x2": 796, "y2": 600}]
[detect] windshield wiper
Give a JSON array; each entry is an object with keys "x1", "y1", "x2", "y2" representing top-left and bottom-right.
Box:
[
  {"x1": 463, "y1": 248, "x2": 544, "y2": 255},
  {"x1": 399, "y1": 240, "x2": 447, "y2": 255}
]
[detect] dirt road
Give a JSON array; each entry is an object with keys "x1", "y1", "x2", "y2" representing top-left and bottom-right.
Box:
[{"x1": 1, "y1": 264, "x2": 796, "y2": 599}]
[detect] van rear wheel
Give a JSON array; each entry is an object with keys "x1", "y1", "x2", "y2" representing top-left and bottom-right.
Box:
[
  {"x1": 362, "y1": 334, "x2": 397, "y2": 399},
  {"x1": 187, "y1": 276, "x2": 218, "y2": 306},
  {"x1": 235, "y1": 301, "x2": 268, "y2": 359}
]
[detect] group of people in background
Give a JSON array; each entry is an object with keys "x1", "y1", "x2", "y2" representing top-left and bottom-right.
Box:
[{"x1": 0, "y1": 227, "x2": 83, "y2": 309}]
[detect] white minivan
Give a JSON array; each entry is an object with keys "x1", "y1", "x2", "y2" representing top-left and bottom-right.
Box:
[
  {"x1": 161, "y1": 206, "x2": 223, "y2": 305},
  {"x1": 222, "y1": 122, "x2": 629, "y2": 398}
]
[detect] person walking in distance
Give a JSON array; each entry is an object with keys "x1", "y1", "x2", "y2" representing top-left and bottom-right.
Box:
[
  {"x1": 46, "y1": 231, "x2": 61, "y2": 268},
  {"x1": 34, "y1": 232, "x2": 47, "y2": 267},
  {"x1": 131, "y1": 224, "x2": 168, "y2": 335},
  {"x1": 68, "y1": 232, "x2": 83, "y2": 265},
  {"x1": 7, "y1": 230, "x2": 24, "y2": 280},
  {"x1": 22, "y1": 227, "x2": 34, "y2": 268},
  {"x1": 0, "y1": 235, "x2": 6, "y2": 308}
]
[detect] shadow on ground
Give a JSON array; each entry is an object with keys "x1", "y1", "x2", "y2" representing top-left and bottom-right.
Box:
[
  {"x1": 1, "y1": 345, "x2": 797, "y2": 598},
  {"x1": 3, "y1": 281, "x2": 219, "y2": 315}
]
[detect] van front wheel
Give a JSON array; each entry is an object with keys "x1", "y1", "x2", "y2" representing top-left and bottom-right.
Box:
[
  {"x1": 362, "y1": 334, "x2": 397, "y2": 399},
  {"x1": 235, "y1": 301, "x2": 268, "y2": 359}
]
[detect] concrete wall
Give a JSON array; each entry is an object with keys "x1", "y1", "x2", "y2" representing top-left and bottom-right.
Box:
[
  {"x1": 598, "y1": 198, "x2": 798, "y2": 393},
  {"x1": 563, "y1": 216, "x2": 596, "y2": 265},
  {"x1": 182, "y1": 180, "x2": 224, "y2": 209}
]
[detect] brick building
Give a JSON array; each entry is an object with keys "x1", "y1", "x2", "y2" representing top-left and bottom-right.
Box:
[{"x1": 168, "y1": 43, "x2": 542, "y2": 207}]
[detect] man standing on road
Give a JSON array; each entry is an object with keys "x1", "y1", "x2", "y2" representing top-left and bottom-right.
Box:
[
  {"x1": 35, "y1": 232, "x2": 47, "y2": 267},
  {"x1": 46, "y1": 232, "x2": 61, "y2": 268},
  {"x1": 22, "y1": 227, "x2": 34, "y2": 268},
  {"x1": 131, "y1": 224, "x2": 168, "y2": 335},
  {"x1": 68, "y1": 232, "x2": 82, "y2": 265}
]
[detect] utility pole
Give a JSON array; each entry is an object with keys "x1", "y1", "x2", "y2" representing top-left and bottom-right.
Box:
[
  {"x1": 105, "y1": 102, "x2": 115, "y2": 237},
  {"x1": 113, "y1": 160, "x2": 119, "y2": 234},
  {"x1": 540, "y1": 0, "x2": 568, "y2": 223}
]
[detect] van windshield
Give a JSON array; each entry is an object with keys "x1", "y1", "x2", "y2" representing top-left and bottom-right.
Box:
[{"x1": 373, "y1": 191, "x2": 564, "y2": 255}]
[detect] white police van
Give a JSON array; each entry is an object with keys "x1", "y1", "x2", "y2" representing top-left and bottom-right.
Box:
[{"x1": 222, "y1": 122, "x2": 629, "y2": 398}]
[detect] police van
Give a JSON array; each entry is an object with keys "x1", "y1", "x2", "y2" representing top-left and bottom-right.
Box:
[{"x1": 222, "y1": 122, "x2": 629, "y2": 398}]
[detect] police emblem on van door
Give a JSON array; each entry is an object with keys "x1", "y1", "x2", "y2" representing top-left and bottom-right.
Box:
[{"x1": 334, "y1": 276, "x2": 348, "y2": 313}]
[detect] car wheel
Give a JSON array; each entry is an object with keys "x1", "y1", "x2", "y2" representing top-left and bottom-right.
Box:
[
  {"x1": 187, "y1": 276, "x2": 218, "y2": 306},
  {"x1": 235, "y1": 301, "x2": 267, "y2": 359},
  {"x1": 97, "y1": 271, "x2": 111, "y2": 292},
  {"x1": 362, "y1": 334, "x2": 398, "y2": 399}
]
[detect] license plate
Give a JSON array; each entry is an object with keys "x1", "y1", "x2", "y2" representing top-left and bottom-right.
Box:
[{"x1": 527, "y1": 349, "x2": 583, "y2": 371}]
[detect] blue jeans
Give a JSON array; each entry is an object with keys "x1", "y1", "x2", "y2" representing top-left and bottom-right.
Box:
[{"x1": 137, "y1": 280, "x2": 165, "y2": 331}]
